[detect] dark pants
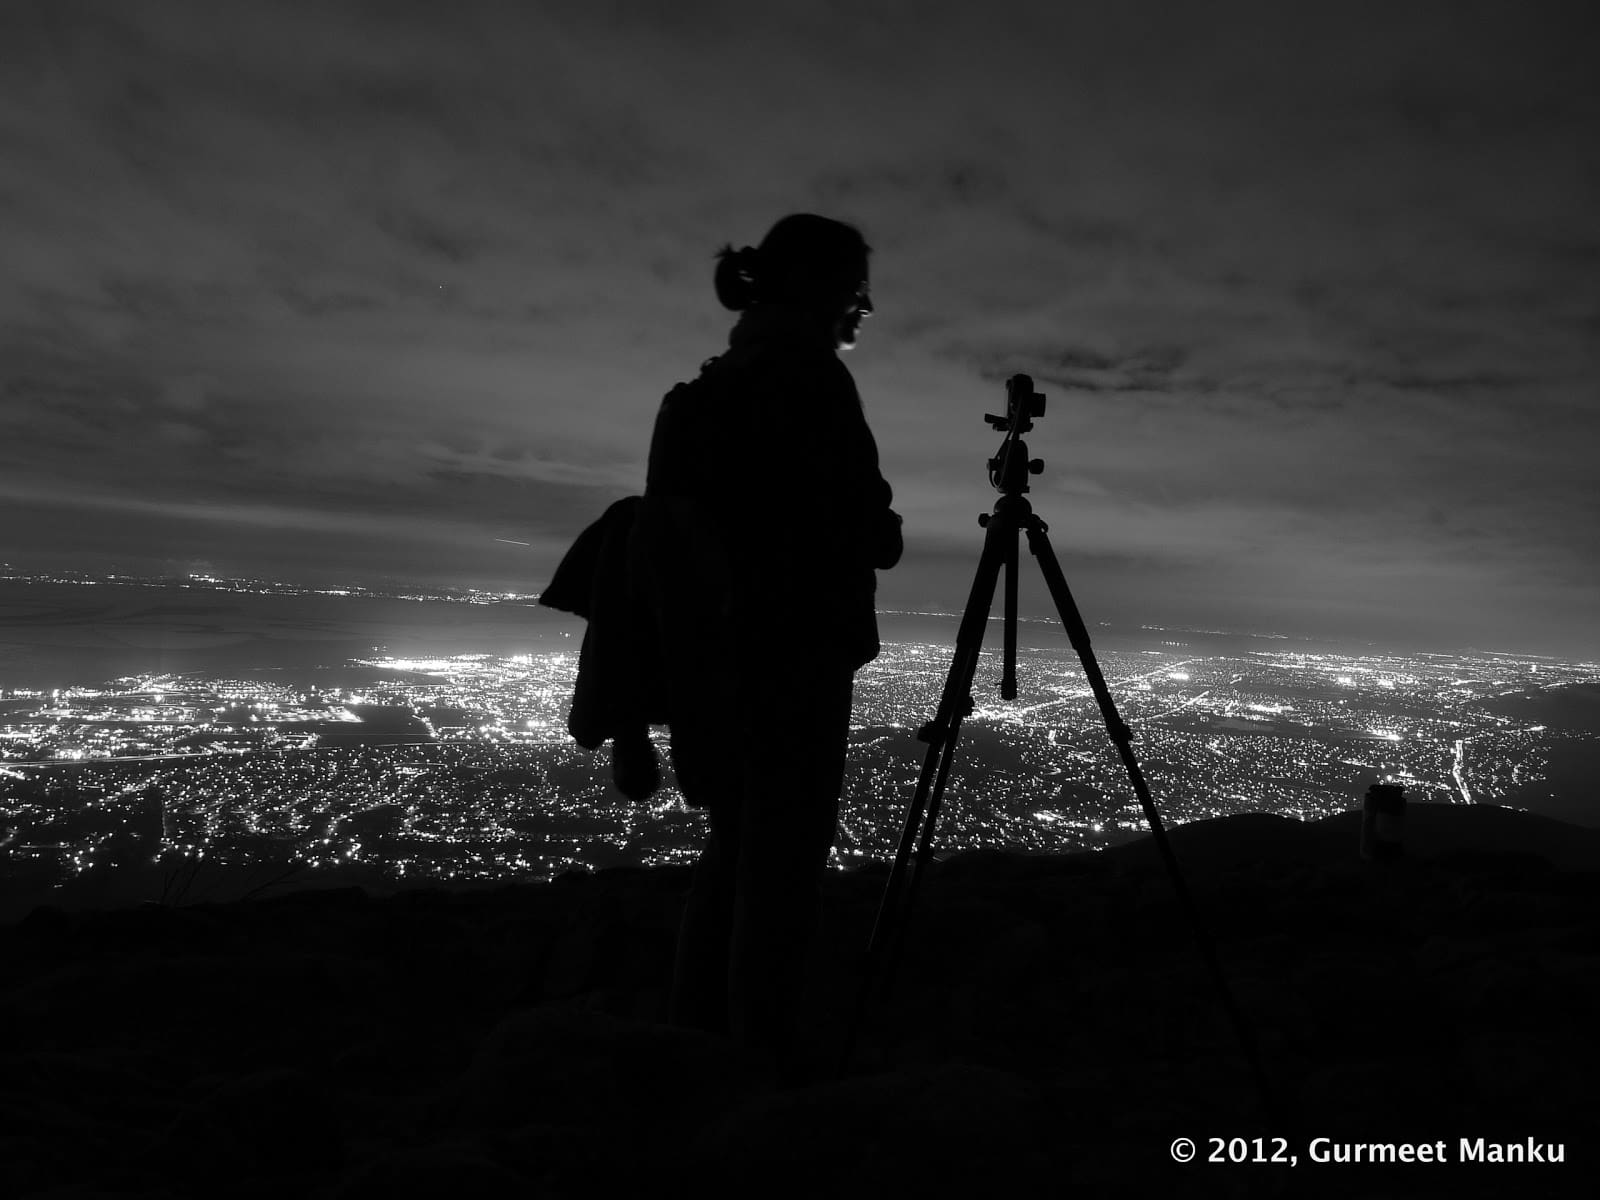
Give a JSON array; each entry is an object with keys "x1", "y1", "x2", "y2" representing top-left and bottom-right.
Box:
[{"x1": 667, "y1": 667, "x2": 853, "y2": 1060}]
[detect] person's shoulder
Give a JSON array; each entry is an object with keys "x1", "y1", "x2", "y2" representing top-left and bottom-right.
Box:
[
  {"x1": 788, "y1": 347, "x2": 857, "y2": 395},
  {"x1": 715, "y1": 340, "x2": 859, "y2": 414},
  {"x1": 816, "y1": 354, "x2": 863, "y2": 413}
]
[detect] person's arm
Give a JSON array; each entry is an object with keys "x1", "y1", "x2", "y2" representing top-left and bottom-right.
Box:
[
  {"x1": 829, "y1": 362, "x2": 902, "y2": 572},
  {"x1": 718, "y1": 353, "x2": 899, "y2": 594}
]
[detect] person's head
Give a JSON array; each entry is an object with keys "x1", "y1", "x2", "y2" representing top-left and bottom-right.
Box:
[{"x1": 714, "y1": 213, "x2": 873, "y2": 350}]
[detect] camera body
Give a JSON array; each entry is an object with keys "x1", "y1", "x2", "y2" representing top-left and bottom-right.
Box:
[
  {"x1": 985, "y1": 374, "x2": 1047, "y2": 494},
  {"x1": 984, "y1": 373, "x2": 1046, "y2": 434}
]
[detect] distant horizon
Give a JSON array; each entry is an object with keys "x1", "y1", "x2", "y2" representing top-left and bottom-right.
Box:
[{"x1": 2, "y1": 566, "x2": 1594, "y2": 667}]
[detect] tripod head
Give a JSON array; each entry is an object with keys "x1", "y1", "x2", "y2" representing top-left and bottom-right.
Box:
[
  {"x1": 984, "y1": 374, "x2": 1047, "y2": 494},
  {"x1": 983, "y1": 373, "x2": 1045, "y2": 433}
]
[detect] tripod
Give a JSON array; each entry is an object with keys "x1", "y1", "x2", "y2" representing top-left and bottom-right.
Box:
[{"x1": 840, "y1": 375, "x2": 1274, "y2": 1123}]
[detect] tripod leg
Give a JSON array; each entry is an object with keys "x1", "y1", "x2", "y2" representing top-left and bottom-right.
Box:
[
  {"x1": 839, "y1": 513, "x2": 1010, "y2": 1076},
  {"x1": 1022, "y1": 520, "x2": 1154, "y2": 833},
  {"x1": 1001, "y1": 525, "x2": 1019, "y2": 701},
  {"x1": 867, "y1": 515, "x2": 1008, "y2": 960},
  {"x1": 1023, "y1": 518, "x2": 1281, "y2": 1127},
  {"x1": 881, "y1": 685, "x2": 968, "y2": 996}
]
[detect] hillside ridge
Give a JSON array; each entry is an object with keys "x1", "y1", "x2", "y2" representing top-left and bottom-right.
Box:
[{"x1": 4, "y1": 802, "x2": 1597, "y2": 1197}]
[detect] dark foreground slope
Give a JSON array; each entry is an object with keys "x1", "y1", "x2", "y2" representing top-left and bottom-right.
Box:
[{"x1": 4, "y1": 804, "x2": 1599, "y2": 1199}]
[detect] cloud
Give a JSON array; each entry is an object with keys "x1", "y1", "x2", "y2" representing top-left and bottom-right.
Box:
[
  {"x1": 374, "y1": 207, "x2": 494, "y2": 266},
  {"x1": 0, "y1": 0, "x2": 1595, "y2": 654},
  {"x1": 945, "y1": 340, "x2": 1197, "y2": 397}
]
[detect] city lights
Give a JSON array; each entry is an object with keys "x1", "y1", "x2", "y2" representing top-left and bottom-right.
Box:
[{"x1": 3, "y1": 580, "x2": 1596, "y2": 897}]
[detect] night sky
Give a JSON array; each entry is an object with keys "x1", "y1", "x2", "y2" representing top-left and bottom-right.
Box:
[{"x1": 3, "y1": 1, "x2": 1595, "y2": 658}]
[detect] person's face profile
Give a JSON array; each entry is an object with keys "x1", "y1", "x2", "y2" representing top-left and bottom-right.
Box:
[{"x1": 832, "y1": 270, "x2": 873, "y2": 352}]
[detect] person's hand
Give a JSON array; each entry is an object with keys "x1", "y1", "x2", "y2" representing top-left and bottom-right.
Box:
[{"x1": 612, "y1": 728, "x2": 659, "y2": 801}]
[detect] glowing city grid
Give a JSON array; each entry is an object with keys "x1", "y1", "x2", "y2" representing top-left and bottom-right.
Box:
[{"x1": 5, "y1": 577, "x2": 1595, "y2": 903}]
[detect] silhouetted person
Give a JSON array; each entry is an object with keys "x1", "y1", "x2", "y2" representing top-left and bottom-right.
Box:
[{"x1": 640, "y1": 213, "x2": 902, "y2": 1080}]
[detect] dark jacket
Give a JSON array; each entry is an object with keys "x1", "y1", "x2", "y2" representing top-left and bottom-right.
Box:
[
  {"x1": 538, "y1": 496, "x2": 665, "y2": 797},
  {"x1": 644, "y1": 303, "x2": 902, "y2": 675},
  {"x1": 540, "y1": 305, "x2": 901, "y2": 799}
]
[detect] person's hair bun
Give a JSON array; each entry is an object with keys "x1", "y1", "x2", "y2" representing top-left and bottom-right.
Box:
[
  {"x1": 714, "y1": 216, "x2": 870, "y2": 314},
  {"x1": 713, "y1": 243, "x2": 761, "y2": 311}
]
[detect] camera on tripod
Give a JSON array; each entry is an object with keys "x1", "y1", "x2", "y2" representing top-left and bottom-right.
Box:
[
  {"x1": 984, "y1": 373, "x2": 1046, "y2": 433},
  {"x1": 985, "y1": 374, "x2": 1047, "y2": 493},
  {"x1": 845, "y1": 371, "x2": 1261, "y2": 1116}
]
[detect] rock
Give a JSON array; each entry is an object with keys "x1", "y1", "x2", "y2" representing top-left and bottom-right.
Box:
[
  {"x1": 7, "y1": 803, "x2": 1600, "y2": 1195},
  {"x1": 688, "y1": 1062, "x2": 1051, "y2": 1192},
  {"x1": 1299, "y1": 1058, "x2": 1458, "y2": 1132},
  {"x1": 445, "y1": 1006, "x2": 758, "y2": 1132},
  {"x1": 333, "y1": 1138, "x2": 544, "y2": 1200},
  {"x1": 1414, "y1": 935, "x2": 1492, "y2": 973},
  {"x1": 1443, "y1": 956, "x2": 1552, "y2": 1030},
  {"x1": 160, "y1": 1067, "x2": 347, "y2": 1176},
  {"x1": 1225, "y1": 973, "x2": 1317, "y2": 1050},
  {"x1": 1464, "y1": 888, "x2": 1572, "y2": 928},
  {"x1": 1537, "y1": 951, "x2": 1600, "y2": 1024},
  {"x1": 1461, "y1": 1032, "x2": 1580, "y2": 1112},
  {"x1": 1293, "y1": 954, "x2": 1403, "y2": 1043}
]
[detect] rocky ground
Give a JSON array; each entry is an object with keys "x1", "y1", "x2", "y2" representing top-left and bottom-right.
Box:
[{"x1": 4, "y1": 803, "x2": 1598, "y2": 1199}]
